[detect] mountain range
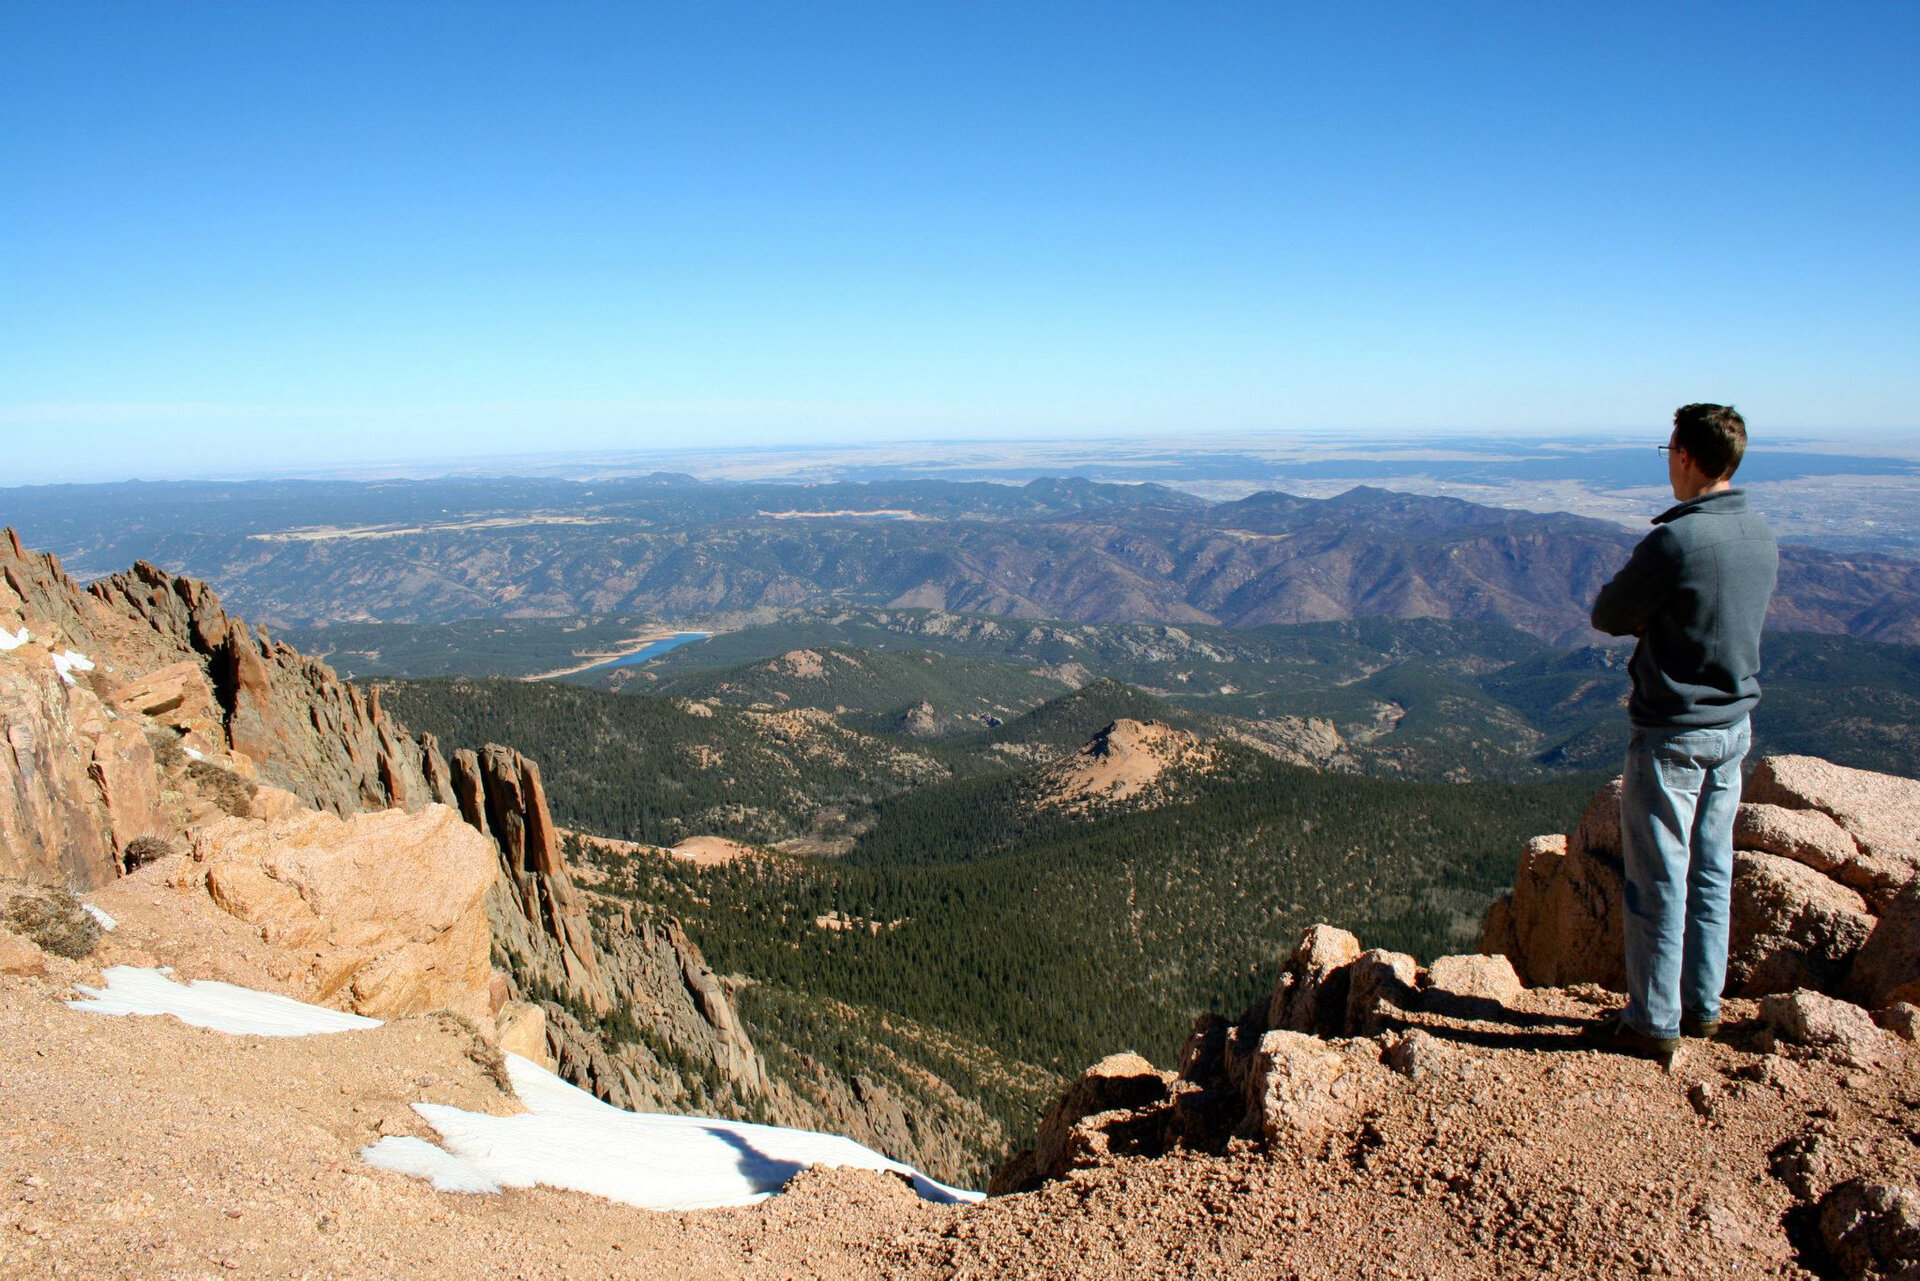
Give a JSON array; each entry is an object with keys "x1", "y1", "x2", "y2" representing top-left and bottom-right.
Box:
[{"x1": 8, "y1": 476, "x2": 1919, "y2": 644}]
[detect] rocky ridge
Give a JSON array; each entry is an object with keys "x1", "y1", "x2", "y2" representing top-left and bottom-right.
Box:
[{"x1": 0, "y1": 530, "x2": 777, "y2": 1129}]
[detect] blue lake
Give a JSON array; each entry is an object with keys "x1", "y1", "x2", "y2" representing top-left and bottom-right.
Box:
[{"x1": 586, "y1": 632, "x2": 712, "y2": 672}]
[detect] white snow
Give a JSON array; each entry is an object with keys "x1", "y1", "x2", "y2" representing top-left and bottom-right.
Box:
[
  {"x1": 364, "y1": 1053, "x2": 984, "y2": 1211},
  {"x1": 50, "y1": 648, "x2": 96, "y2": 685},
  {"x1": 360, "y1": 1137, "x2": 503, "y2": 1194},
  {"x1": 67, "y1": 966, "x2": 381, "y2": 1037},
  {"x1": 0, "y1": 626, "x2": 27, "y2": 651},
  {"x1": 81, "y1": 903, "x2": 116, "y2": 931},
  {"x1": 70, "y1": 967, "x2": 985, "y2": 1210}
]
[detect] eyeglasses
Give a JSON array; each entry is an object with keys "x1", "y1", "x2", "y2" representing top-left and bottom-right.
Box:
[{"x1": 1657, "y1": 445, "x2": 1673, "y2": 456}]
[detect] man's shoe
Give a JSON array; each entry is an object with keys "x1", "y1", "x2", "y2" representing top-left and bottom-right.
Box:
[
  {"x1": 1681, "y1": 1013, "x2": 1721, "y2": 1040},
  {"x1": 1582, "y1": 1012, "x2": 1679, "y2": 1061}
]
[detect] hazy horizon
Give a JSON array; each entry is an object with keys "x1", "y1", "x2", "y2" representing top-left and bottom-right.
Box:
[{"x1": 5, "y1": 4, "x2": 1916, "y2": 484}]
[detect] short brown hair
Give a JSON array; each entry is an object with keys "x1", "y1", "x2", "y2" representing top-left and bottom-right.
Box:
[{"x1": 1673, "y1": 403, "x2": 1747, "y2": 480}]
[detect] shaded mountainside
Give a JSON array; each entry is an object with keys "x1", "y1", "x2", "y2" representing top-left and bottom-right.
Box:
[{"x1": 13, "y1": 475, "x2": 1920, "y2": 645}]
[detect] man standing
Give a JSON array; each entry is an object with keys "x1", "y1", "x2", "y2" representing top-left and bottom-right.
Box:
[{"x1": 1585, "y1": 403, "x2": 1779, "y2": 1059}]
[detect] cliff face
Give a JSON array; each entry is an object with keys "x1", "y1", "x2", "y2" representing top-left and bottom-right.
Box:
[
  {"x1": 0, "y1": 529, "x2": 768, "y2": 1127},
  {"x1": 1, "y1": 528, "x2": 445, "y2": 889}
]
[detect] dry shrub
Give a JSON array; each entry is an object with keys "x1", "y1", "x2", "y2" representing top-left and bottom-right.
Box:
[
  {"x1": 145, "y1": 728, "x2": 185, "y2": 772},
  {"x1": 427, "y1": 1010, "x2": 512, "y2": 1091},
  {"x1": 186, "y1": 759, "x2": 256, "y2": 817},
  {"x1": 467, "y1": 1035, "x2": 511, "y2": 1091},
  {"x1": 3, "y1": 886, "x2": 101, "y2": 959},
  {"x1": 120, "y1": 835, "x2": 174, "y2": 872}
]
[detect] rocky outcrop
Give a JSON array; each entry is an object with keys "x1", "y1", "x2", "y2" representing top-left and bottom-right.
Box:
[
  {"x1": 1849, "y1": 886, "x2": 1920, "y2": 1012},
  {"x1": 455, "y1": 745, "x2": 604, "y2": 1010},
  {"x1": 1, "y1": 531, "x2": 458, "y2": 890},
  {"x1": 1746, "y1": 756, "x2": 1920, "y2": 900},
  {"x1": 990, "y1": 1053, "x2": 1174, "y2": 1194},
  {"x1": 996, "y1": 916, "x2": 1914, "y2": 1281},
  {"x1": 1266, "y1": 923, "x2": 1362, "y2": 1035},
  {"x1": 443, "y1": 749, "x2": 772, "y2": 1118},
  {"x1": 2, "y1": 531, "x2": 769, "y2": 1139},
  {"x1": 1730, "y1": 852, "x2": 1876, "y2": 994},
  {"x1": 189, "y1": 804, "x2": 499, "y2": 1025},
  {"x1": 995, "y1": 925, "x2": 1564, "y2": 1191},
  {"x1": 1036, "y1": 719, "x2": 1217, "y2": 811},
  {"x1": 1, "y1": 642, "x2": 162, "y2": 889},
  {"x1": 1478, "y1": 823, "x2": 1625, "y2": 990},
  {"x1": 1481, "y1": 756, "x2": 1920, "y2": 1010}
]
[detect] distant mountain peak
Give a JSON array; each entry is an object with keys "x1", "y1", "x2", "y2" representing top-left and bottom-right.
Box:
[{"x1": 1036, "y1": 717, "x2": 1215, "y2": 811}]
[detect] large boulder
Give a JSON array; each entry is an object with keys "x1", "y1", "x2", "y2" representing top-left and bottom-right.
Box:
[
  {"x1": 1482, "y1": 759, "x2": 1920, "y2": 1006},
  {"x1": 991, "y1": 1052, "x2": 1173, "y2": 1193},
  {"x1": 1571, "y1": 778, "x2": 1625, "y2": 861},
  {"x1": 1424, "y1": 953, "x2": 1524, "y2": 1014},
  {"x1": 194, "y1": 803, "x2": 498, "y2": 1025},
  {"x1": 1486, "y1": 826, "x2": 1626, "y2": 990},
  {"x1": 1242, "y1": 1031, "x2": 1384, "y2": 1148},
  {"x1": 1267, "y1": 924, "x2": 1362, "y2": 1035},
  {"x1": 1847, "y1": 885, "x2": 1920, "y2": 1011},
  {"x1": 1760, "y1": 989, "x2": 1892, "y2": 1070},
  {"x1": 1818, "y1": 1179, "x2": 1920, "y2": 1281},
  {"x1": 1733, "y1": 802, "x2": 1887, "y2": 898},
  {"x1": 0, "y1": 642, "x2": 166, "y2": 890},
  {"x1": 0, "y1": 926, "x2": 47, "y2": 977},
  {"x1": 1746, "y1": 756, "x2": 1920, "y2": 905},
  {"x1": 1346, "y1": 948, "x2": 1420, "y2": 1036},
  {"x1": 1728, "y1": 851, "x2": 1876, "y2": 996}
]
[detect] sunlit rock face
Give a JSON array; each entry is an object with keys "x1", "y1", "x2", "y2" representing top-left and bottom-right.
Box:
[{"x1": 1481, "y1": 755, "x2": 1920, "y2": 1007}]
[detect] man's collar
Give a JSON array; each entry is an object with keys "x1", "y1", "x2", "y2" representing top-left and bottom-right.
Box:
[{"x1": 1652, "y1": 488, "x2": 1747, "y2": 525}]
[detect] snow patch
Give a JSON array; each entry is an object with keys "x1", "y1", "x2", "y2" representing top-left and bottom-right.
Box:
[
  {"x1": 70, "y1": 968, "x2": 985, "y2": 1210},
  {"x1": 361, "y1": 1137, "x2": 502, "y2": 1194},
  {"x1": 67, "y1": 966, "x2": 381, "y2": 1037},
  {"x1": 183, "y1": 746, "x2": 206, "y2": 762},
  {"x1": 50, "y1": 648, "x2": 96, "y2": 685},
  {"x1": 385, "y1": 1053, "x2": 984, "y2": 1211},
  {"x1": 0, "y1": 626, "x2": 27, "y2": 651},
  {"x1": 81, "y1": 903, "x2": 116, "y2": 932}
]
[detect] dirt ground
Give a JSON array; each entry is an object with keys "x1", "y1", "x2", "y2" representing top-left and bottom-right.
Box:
[{"x1": 7, "y1": 945, "x2": 1917, "y2": 1280}]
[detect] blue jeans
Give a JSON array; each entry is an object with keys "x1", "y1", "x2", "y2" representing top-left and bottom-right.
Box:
[{"x1": 1619, "y1": 716, "x2": 1751, "y2": 1040}]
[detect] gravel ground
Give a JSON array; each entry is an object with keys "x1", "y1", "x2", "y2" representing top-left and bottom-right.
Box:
[{"x1": 5, "y1": 954, "x2": 1916, "y2": 1279}]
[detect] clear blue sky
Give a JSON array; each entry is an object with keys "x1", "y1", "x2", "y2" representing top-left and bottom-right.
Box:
[{"x1": 3, "y1": 2, "x2": 1916, "y2": 483}]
